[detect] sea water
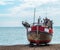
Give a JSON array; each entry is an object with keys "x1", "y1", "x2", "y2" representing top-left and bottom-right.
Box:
[{"x1": 0, "y1": 27, "x2": 60, "y2": 45}]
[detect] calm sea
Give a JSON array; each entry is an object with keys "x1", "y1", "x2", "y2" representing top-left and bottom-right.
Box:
[{"x1": 0, "y1": 26, "x2": 60, "y2": 45}]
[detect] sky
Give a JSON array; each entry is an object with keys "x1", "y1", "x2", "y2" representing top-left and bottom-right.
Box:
[{"x1": 0, "y1": 0, "x2": 60, "y2": 27}]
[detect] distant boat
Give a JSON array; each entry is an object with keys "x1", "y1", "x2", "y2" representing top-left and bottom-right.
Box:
[{"x1": 22, "y1": 9, "x2": 53, "y2": 46}]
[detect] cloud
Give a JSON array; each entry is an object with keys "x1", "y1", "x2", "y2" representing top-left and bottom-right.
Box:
[
  {"x1": 0, "y1": 1, "x2": 6, "y2": 5},
  {"x1": 0, "y1": 21, "x2": 20, "y2": 27},
  {"x1": 8, "y1": 0, "x2": 58, "y2": 16},
  {"x1": 0, "y1": 14, "x2": 15, "y2": 17},
  {"x1": 0, "y1": 0, "x2": 60, "y2": 26},
  {"x1": 0, "y1": 0, "x2": 15, "y2": 5}
]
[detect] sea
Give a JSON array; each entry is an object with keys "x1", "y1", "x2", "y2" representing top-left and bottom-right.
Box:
[{"x1": 0, "y1": 26, "x2": 60, "y2": 46}]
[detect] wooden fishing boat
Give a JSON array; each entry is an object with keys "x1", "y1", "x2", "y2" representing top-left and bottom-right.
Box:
[
  {"x1": 22, "y1": 9, "x2": 53, "y2": 46},
  {"x1": 22, "y1": 18, "x2": 53, "y2": 46},
  {"x1": 27, "y1": 23, "x2": 53, "y2": 45}
]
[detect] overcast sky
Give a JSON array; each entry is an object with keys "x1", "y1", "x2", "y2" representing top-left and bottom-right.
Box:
[{"x1": 0, "y1": 0, "x2": 60, "y2": 27}]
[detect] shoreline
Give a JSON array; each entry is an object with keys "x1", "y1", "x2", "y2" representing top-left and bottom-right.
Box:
[{"x1": 0, "y1": 44, "x2": 60, "y2": 50}]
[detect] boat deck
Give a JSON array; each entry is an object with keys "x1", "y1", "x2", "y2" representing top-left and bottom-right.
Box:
[{"x1": 0, "y1": 44, "x2": 60, "y2": 50}]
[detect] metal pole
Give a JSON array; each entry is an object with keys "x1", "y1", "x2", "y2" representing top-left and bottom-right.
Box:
[
  {"x1": 37, "y1": 24, "x2": 39, "y2": 38},
  {"x1": 33, "y1": 8, "x2": 36, "y2": 25},
  {"x1": 36, "y1": 17, "x2": 40, "y2": 40},
  {"x1": 46, "y1": 7, "x2": 47, "y2": 17}
]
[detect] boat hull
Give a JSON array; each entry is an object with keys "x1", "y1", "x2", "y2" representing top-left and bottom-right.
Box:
[{"x1": 27, "y1": 31, "x2": 52, "y2": 44}]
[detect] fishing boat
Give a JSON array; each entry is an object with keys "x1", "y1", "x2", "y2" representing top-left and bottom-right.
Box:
[{"x1": 22, "y1": 9, "x2": 53, "y2": 46}]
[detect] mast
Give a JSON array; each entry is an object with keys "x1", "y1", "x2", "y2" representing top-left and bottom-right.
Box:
[
  {"x1": 33, "y1": 8, "x2": 36, "y2": 25},
  {"x1": 46, "y1": 7, "x2": 47, "y2": 17}
]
